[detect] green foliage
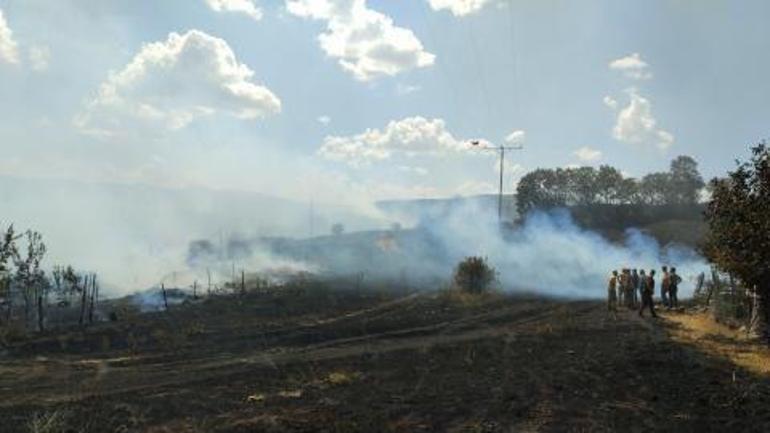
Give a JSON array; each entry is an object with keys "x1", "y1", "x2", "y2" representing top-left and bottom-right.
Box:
[
  {"x1": 516, "y1": 156, "x2": 705, "y2": 216},
  {"x1": 453, "y1": 256, "x2": 497, "y2": 294},
  {"x1": 704, "y1": 143, "x2": 770, "y2": 339},
  {"x1": 670, "y1": 155, "x2": 705, "y2": 204},
  {"x1": 703, "y1": 143, "x2": 770, "y2": 291}
]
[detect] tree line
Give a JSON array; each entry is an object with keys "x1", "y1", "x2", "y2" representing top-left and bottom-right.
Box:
[
  {"x1": 516, "y1": 155, "x2": 706, "y2": 216},
  {"x1": 0, "y1": 225, "x2": 98, "y2": 333}
]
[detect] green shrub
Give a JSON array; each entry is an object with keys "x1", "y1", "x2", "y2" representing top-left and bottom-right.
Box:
[{"x1": 453, "y1": 256, "x2": 497, "y2": 294}]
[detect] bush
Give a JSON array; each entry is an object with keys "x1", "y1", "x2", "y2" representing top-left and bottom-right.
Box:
[{"x1": 453, "y1": 256, "x2": 496, "y2": 294}]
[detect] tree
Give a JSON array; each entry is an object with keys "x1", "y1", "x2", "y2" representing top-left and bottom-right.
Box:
[
  {"x1": 639, "y1": 172, "x2": 671, "y2": 205},
  {"x1": 516, "y1": 168, "x2": 566, "y2": 215},
  {"x1": 13, "y1": 231, "x2": 47, "y2": 331},
  {"x1": 617, "y1": 177, "x2": 640, "y2": 205},
  {"x1": 703, "y1": 143, "x2": 770, "y2": 341},
  {"x1": 669, "y1": 155, "x2": 705, "y2": 204},
  {"x1": 0, "y1": 226, "x2": 20, "y2": 323},
  {"x1": 595, "y1": 165, "x2": 624, "y2": 204},
  {"x1": 568, "y1": 167, "x2": 598, "y2": 206},
  {"x1": 453, "y1": 256, "x2": 497, "y2": 294}
]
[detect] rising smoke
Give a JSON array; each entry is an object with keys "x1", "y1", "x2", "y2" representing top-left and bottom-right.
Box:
[
  {"x1": 419, "y1": 204, "x2": 708, "y2": 297},
  {"x1": 186, "y1": 200, "x2": 709, "y2": 299}
]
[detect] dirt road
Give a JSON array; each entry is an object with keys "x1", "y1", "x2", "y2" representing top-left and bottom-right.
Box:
[{"x1": 1, "y1": 290, "x2": 769, "y2": 432}]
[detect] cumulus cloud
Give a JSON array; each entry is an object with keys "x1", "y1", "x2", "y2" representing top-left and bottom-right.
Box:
[
  {"x1": 205, "y1": 0, "x2": 263, "y2": 20},
  {"x1": 427, "y1": 0, "x2": 493, "y2": 17},
  {"x1": 0, "y1": 9, "x2": 20, "y2": 64},
  {"x1": 318, "y1": 116, "x2": 471, "y2": 166},
  {"x1": 317, "y1": 115, "x2": 332, "y2": 125},
  {"x1": 573, "y1": 146, "x2": 602, "y2": 162},
  {"x1": 75, "y1": 30, "x2": 281, "y2": 137},
  {"x1": 504, "y1": 129, "x2": 526, "y2": 145},
  {"x1": 609, "y1": 52, "x2": 652, "y2": 80},
  {"x1": 286, "y1": 0, "x2": 435, "y2": 81},
  {"x1": 610, "y1": 88, "x2": 674, "y2": 150}
]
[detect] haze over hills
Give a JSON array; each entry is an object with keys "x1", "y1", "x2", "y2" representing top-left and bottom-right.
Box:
[
  {"x1": 1, "y1": 175, "x2": 522, "y2": 293},
  {"x1": 0, "y1": 175, "x2": 387, "y2": 293},
  {"x1": 1, "y1": 173, "x2": 705, "y2": 298},
  {"x1": 376, "y1": 194, "x2": 518, "y2": 224}
]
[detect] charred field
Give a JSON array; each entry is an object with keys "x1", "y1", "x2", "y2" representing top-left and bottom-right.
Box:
[{"x1": 1, "y1": 283, "x2": 769, "y2": 433}]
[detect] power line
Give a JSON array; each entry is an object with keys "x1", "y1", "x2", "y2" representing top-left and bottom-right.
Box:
[{"x1": 469, "y1": 140, "x2": 523, "y2": 221}]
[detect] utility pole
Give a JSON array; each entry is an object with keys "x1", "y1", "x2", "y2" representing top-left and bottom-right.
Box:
[{"x1": 470, "y1": 140, "x2": 523, "y2": 222}]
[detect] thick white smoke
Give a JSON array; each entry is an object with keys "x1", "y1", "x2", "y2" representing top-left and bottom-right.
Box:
[{"x1": 422, "y1": 204, "x2": 708, "y2": 298}]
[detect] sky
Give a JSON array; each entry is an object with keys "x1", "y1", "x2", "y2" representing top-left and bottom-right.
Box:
[{"x1": 1, "y1": 0, "x2": 768, "y2": 205}]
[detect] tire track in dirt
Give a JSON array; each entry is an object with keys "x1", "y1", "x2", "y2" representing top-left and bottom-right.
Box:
[{"x1": 0, "y1": 300, "x2": 599, "y2": 406}]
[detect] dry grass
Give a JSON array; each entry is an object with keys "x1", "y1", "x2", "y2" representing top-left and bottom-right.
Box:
[
  {"x1": 325, "y1": 370, "x2": 362, "y2": 386},
  {"x1": 665, "y1": 311, "x2": 770, "y2": 376},
  {"x1": 437, "y1": 287, "x2": 501, "y2": 308},
  {"x1": 26, "y1": 410, "x2": 70, "y2": 433}
]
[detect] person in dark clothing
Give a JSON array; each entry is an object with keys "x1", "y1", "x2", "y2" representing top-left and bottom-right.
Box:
[
  {"x1": 631, "y1": 269, "x2": 640, "y2": 308},
  {"x1": 669, "y1": 267, "x2": 682, "y2": 309},
  {"x1": 639, "y1": 269, "x2": 658, "y2": 318}
]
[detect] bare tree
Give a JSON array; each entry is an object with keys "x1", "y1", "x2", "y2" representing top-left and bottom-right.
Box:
[
  {"x1": 13, "y1": 231, "x2": 47, "y2": 331},
  {"x1": 0, "y1": 225, "x2": 20, "y2": 323}
]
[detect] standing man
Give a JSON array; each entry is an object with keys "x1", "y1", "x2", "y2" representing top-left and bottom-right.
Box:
[
  {"x1": 631, "y1": 269, "x2": 640, "y2": 308},
  {"x1": 661, "y1": 265, "x2": 670, "y2": 308},
  {"x1": 639, "y1": 269, "x2": 658, "y2": 318},
  {"x1": 669, "y1": 267, "x2": 682, "y2": 309},
  {"x1": 608, "y1": 270, "x2": 619, "y2": 320},
  {"x1": 624, "y1": 269, "x2": 634, "y2": 309}
]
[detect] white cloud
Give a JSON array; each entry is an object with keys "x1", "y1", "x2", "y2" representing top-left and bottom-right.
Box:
[
  {"x1": 427, "y1": 0, "x2": 493, "y2": 17},
  {"x1": 286, "y1": 0, "x2": 435, "y2": 81},
  {"x1": 611, "y1": 88, "x2": 674, "y2": 150},
  {"x1": 28, "y1": 45, "x2": 50, "y2": 71},
  {"x1": 317, "y1": 115, "x2": 331, "y2": 125},
  {"x1": 205, "y1": 0, "x2": 263, "y2": 21},
  {"x1": 603, "y1": 95, "x2": 618, "y2": 109},
  {"x1": 75, "y1": 30, "x2": 281, "y2": 137},
  {"x1": 318, "y1": 116, "x2": 471, "y2": 166},
  {"x1": 0, "y1": 9, "x2": 20, "y2": 65},
  {"x1": 573, "y1": 146, "x2": 602, "y2": 162},
  {"x1": 609, "y1": 52, "x2": 652, "y2": 80},
  {"x1": 504, "y1": 129, "x2": 526, "y2": 145}
]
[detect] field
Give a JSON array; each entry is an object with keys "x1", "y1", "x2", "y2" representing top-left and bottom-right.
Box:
[{"x1": 1, "y1": 285, "x2": 769, "y2": 432}]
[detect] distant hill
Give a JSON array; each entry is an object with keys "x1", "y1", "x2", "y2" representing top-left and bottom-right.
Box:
[
  {"x1": 377, "y1": 194, "x2": 517, "y2": 224},
  {"x1": 0, "y1": 175, "x2": 382, "y2": 292}
]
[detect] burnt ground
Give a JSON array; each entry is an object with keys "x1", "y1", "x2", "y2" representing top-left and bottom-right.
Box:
[{"x1": 1, "y1": 287, "x2": 769, "y2": 432}]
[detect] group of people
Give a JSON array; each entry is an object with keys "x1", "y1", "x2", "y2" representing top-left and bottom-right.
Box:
[{"x1": 607, "y1": 266, "x2": 683, "y2": 319}]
